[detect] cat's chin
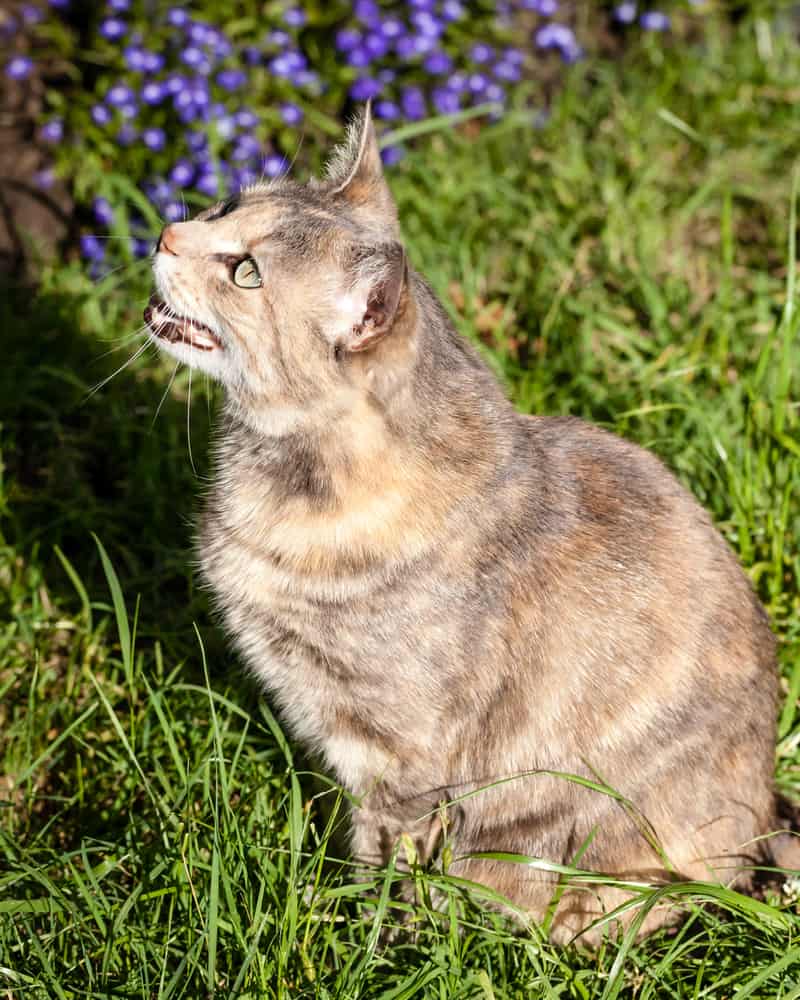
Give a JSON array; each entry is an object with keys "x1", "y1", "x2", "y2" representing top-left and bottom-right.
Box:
[{"x1": 144, "y1": 294, "x2": 223, "y2": 353}]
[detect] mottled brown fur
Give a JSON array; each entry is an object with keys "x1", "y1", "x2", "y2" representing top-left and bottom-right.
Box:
[{"x1": 145, "y1": 106, "x2": 790, "y2": 943}]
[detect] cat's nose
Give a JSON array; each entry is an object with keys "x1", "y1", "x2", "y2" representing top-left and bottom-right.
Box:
[{"x1": 157, "y1": 225, "x2": 180, "y2": 256}]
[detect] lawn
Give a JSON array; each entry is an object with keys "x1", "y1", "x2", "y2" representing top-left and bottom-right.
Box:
[{"x1": 2, "y1": 14, "x2": 800, "y2": 999}]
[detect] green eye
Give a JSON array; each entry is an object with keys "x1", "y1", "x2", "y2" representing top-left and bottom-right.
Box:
[{"x1": 233, "y1": 257, "x2": 261, "y2": 288}]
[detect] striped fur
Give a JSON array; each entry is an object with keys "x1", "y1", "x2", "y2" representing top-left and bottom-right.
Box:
[{"x1": 148, "y1": 107, "x2": 783, "y2": 942}]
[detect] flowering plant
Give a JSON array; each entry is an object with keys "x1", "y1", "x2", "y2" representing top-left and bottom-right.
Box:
[{"x1": 3, "y1": 0, "x2": 694, "y2": 271}]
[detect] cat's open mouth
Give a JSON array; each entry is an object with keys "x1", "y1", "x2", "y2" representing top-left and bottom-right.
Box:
[{"x1": 144, "y1": 295, "x2": 222, "y2": 352}]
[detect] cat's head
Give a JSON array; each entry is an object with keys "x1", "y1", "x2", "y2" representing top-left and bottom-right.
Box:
[{"x1": 146, "y1": 105, "x2": 415, "y2": 429}]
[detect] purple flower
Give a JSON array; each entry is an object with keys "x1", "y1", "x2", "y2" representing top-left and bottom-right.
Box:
[
  {"x1": 141, "y1": 81, "x2": 167, "y2": 104},
  {"x1": 493, "y1": 60, "x2": 521, "y2": 82},
  {"x1": 144, "y1": 178, "x2": 172, "y2": 205},
  {"x1": 283, "y1": 7, "x2": 306, "y2": 27},
  {"x1": 80, "y1": 234, "x2": 105, "y2": 260},
  {"x1": 347, "y1": 48, "x2": 372, "y2": 69},
  {"x1": 123, "y1": 46, "x2": 147, "y2": 71},
  {"x1": 120, "y1": 101, "x2": 138, "y2": 119},
  {"x1": 293, "y1": 69, "x2": 320, "y2": 90},
  {"x1": 447, "y1": 72, "x2": 468, "y2": 93},
  {"x1": 210, "y1": 104, "x2": 236, "y2": 139},
  {"x1": 485, "y1": 83, "x2": 505, "y2": 104},
  {"x1": 212, "y1": 34, "x2": 232, "y2": 58},
  {"x1": 432, "y1": 87, "x2": 461, "y2": 114},
  {"x1": 354, "y1": 0, "x2": 380, "y2": 24},
  {"x1": 380, "y1": 145, "x2": 405, "y2": 167},
  {"x1": 335, "y1": 28, "x2": 361, "y2": 52},
  {"x1": 520, "y1": 0, "x2": 558, "y2": 12},
  {"x1": 234, "y1": 108, "x2": 258, "y2": 128},
  {"x1": 503, "y1": 47, "x2": 525, "y2": 64},
  {"x1": 106, "y1": 82, "x2": 134, "y2": 106},
  {"x1": 401, "y1": 85, "x2": 426, "y2": 120},
  {"x1": 614, "y1": 2, "x2": 637, "y2": 22},
  {"x1": 117, "y1": 123, "x2": 137, "y2": 145},
  {"x1": 142, "y1": 126, "x2": 166, "y2": 151},
  {"x1": 410, "y1": 11, "x2": 443, "y2": 37},
  {"x1": 21, "y1": 4, "x2": 43, "y2": 24},
  {"x1": 424, "y1": 51, "x2": 453, "y2": 74},
  {"x1": 243, "y1": 45, "x2": 262, "y2": 65},
  {"x1": 350, "y1": 76, "x2": 381, "y2": 101},
  {"x1": 364, "y1": 34, "x2": 390, "y2": 59},
  {"x1": 441, "y1": 0, "x2": 464, "y2": 20},
  {"x1": 107, "y1": 0, "x2": 130, "y2": 10},
  {"x1": 535, "y1": 22, "x2": 581, "y2": 60},
  {"x1": 188, "y1": 21, "x2": 211, "y2": 45},
  {"x1": 91, "y1": 104, "x2": 112, "y2": 125},
  {"x1": 181, "y1": 47, "x2": 211, "y2": 73},
  {"x1": 190, "y1": 81, "x2": 210, "y2": 108},
  {"x1": 468, "y1": 73, "x2": 488, "y2": 94},
  {"x1": 6, "y1": 56, "x2": 33, "y2": 80},
  {"x1": 170, "y1": 160, "x2": 195, "y2": 186},
  {"x1": 187, "y1": 129, "x2": 208, "y2": 152},
  {"x1": 280, "y1": 102, "x2": 303, "y2": 126},
  {"x1": 133, "y1": 237, "x2": 151, "y2": 258},
  {"x1": 166, "y1": 8, "x2": 189, "y2": 27},
  {"x1": 217, "y1": 68, "x2": 246, "y2": 90},
  {"x1": 380, "y1": 17, "x2": 404, "y2": 39},
  {"x1": 34, "y1": 167, "x2": 55, "y2": 189},
  {"x1": 396, "y1": 33, "x2": 434, "y2": 59},
  {"x1": 263, "y1": 154, "x2": 288, "y2": 178},
  {"x1": 640, "y1": 10, "x2": 670, "y2": 30},
  {"x1": 164, "y1": 73, "x2": 186, "y2": 95},
  {"x1": 232, "y1": 134, "x2": 260, "y2": 161},
  {"x1": 142, "y1": 50, "x2": 165, "y2": 73},
  {"x1": 470, "y1": 43, "x2": 493, "y2": 64},
  {"x1": 234, "y1": 167, "x2": 258, "y2": 189},
  {"x1": 264, "y1": 29, "x2": 291, "y2": 47},
  {"x1": 93, "y1": 197, "x2": 114, "y2": 225},
  {"x1": 99, "y1": 17, "x2": 127, "y2": 40},
  {"x1": 374, "y1": 100, "x2": 400, "y2": 121},
  {"x1": 39, "y1": 119, "x2": 64, "y2": 143},
  {"x1": 196, "y1": 171, "x2": 220, "y2": 197},
  {"x1": 164, "y1": 201, "x2": 185, "y2": 222},
  {"x1": 48, "y1": 0, "x2": 70, "y2": 7}
]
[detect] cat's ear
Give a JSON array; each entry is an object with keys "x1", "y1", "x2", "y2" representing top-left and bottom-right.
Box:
[
  {"x1": 336, "y1": 242, "x2": 408, "y2": 354},
  {"x1": 327, "y1": 103, "x2": 398, "y2": 230}
]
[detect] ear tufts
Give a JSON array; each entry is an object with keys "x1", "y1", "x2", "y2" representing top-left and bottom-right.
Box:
[{"x1": 326, "y1": 103, "x2": 398, "y2": 229}]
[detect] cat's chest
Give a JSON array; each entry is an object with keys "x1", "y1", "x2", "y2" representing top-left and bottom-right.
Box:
[{"x1": 199, "y1": 515, "x2": 456, "y2": 791}]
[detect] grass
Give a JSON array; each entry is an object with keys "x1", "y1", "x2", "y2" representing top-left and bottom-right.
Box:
[{"x1": 2, "y1": 15, "x2": 800, "y2": 998}]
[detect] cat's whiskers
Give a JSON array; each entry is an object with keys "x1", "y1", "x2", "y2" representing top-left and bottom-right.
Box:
[
  {"x1": 84, "y1": 335, "x2": 153, "y2": 400},
  {"x1": 187, "y1": 362, "x2": 197, "y2": 476},
  {"x1": 151, "y1": 360, "x2": 181, "y2": 430},
  {"x1": 92, "y1": 330, "x2": 147, "y2": 363}
]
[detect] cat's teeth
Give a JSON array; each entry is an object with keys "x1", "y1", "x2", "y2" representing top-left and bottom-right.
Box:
[{"x1": 145, "y1": 295, "x2": 222, "y2": 352}]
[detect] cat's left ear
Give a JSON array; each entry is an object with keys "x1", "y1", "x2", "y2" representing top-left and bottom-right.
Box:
[
  {"x1": 328, "y1": 103, "x2": 398, "y2": 232},
  {"x1": 336, "y1": 241, "x2": 408, "y2": 354}
]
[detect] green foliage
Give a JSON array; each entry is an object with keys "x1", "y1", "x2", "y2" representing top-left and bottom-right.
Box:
[{"x1": 2, "y1": 14, "x2": 800, "y2": 998}]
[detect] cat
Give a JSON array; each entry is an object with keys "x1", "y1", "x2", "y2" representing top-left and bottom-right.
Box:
[{"x1": 144, "y1": 104, "x2": 794, "y2": 943}]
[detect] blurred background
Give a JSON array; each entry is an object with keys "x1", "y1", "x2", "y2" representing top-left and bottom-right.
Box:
[{"x1": 2, "y1": 2, "x2": 800, "y2": 996}]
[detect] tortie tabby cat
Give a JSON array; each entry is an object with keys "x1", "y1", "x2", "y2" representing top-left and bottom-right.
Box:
[{"x1": 143, "y1": 105, "x2": 794, "y2": 942}]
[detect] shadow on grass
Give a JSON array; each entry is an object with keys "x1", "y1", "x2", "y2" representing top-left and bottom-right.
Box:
[{"x1": 0, "y1": 270, "x2": 226, "y2": 664}]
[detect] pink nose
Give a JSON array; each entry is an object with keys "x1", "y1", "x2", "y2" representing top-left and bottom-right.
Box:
[
  {"x1": 156, "y1": 221, "x2": 209, "y2": 257},
  {"x1": 157, "y1": 224, "x2": 181, "y2": 256}
]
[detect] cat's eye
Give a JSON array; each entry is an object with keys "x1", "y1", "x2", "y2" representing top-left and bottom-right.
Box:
[{"x1": 233, "y1": 257, "x2": 262, "y2": 289}]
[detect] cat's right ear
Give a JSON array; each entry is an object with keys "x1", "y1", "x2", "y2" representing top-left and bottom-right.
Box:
[
  {"x1": 335, "y1": 241, "x2": 408, "y2": 355},
  {"x1": 327, "y1": 103, "x2": 398, "y2": 233}
]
